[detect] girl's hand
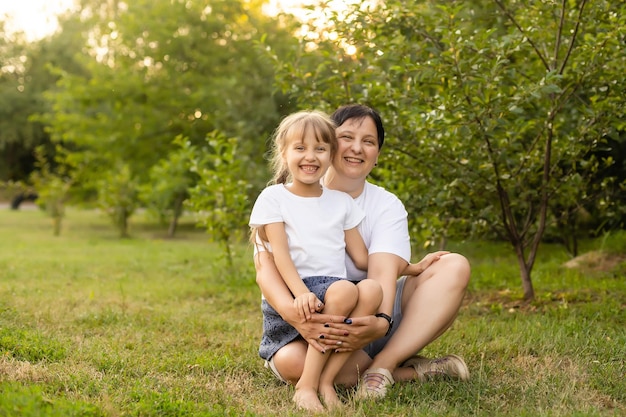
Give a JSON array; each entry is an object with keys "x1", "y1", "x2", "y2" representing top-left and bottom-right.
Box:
[
  {"x1": 403, "y1": 251, "x2": 450, "y2": 276},
  {"x1": 293, "y1": 292, "x2": 323, "y2": 320}
]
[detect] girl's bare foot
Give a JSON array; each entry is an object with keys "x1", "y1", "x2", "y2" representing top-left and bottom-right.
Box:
[
  {"x1": 293, "y1": 387, "x2": 325, "y2": 413},
  {"x1": 319, "y1": 384, "x2": 342, "y2": 410}
]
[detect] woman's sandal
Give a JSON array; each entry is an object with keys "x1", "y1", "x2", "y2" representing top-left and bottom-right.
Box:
[{"x1": 354, "y1": 367, "x2": 395, "y2": 400}]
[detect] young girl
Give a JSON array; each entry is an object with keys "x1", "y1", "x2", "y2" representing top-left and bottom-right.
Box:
[{"x1": 249, "y1": 110, "x2": 383, "y2": 412}]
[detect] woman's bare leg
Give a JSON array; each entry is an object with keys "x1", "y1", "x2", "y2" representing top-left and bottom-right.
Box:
[{"x1": 368, "y1": 253, "x2": 471, "y2": 380}]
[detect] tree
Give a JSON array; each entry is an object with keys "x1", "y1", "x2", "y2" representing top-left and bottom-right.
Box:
[
  {"x1": 30, "y1": 146, "x2": 72, "y2": 236},
  {"x1": 271, "y1": 0, "x2": 626, "y2": 300},
  {"x1": 41, "y1": 0, "x2": 297, "y2": 235},
  {"x1": 0, "y1": 14, "x2": 88, "y2": 182},
  {"x1": 183, "y1": 131, "x2": 251, "y2": 271},
  {"x1": 98, "y1": 163, "x2": 138, "y2": 238},
  {"x1": 139, "y1": 138, "x2": 198, "y2": 238},
  {"x1": 0, "y1": 24, "x2": 47, "y2": 182}
]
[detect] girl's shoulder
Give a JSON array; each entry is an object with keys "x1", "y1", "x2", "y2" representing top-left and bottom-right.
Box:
[{"x1": 258, "y1": 183, "x2": 285, "y2": 196}]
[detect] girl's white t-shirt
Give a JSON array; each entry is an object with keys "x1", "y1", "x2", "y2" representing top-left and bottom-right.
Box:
[{"x1": 249, "y1": 184, "x2": 364, "y2": 279}]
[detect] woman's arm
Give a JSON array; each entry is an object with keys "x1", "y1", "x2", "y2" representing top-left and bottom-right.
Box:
[
  {"x1": 254, "y1": 249, "x2": 346, "y2": 353},
  {"x1": 322, "y1": 252, "x2": 406, "y2": 352},
  {"x1": 344, "y1": 227, "x2": 368, "y2": 271}
]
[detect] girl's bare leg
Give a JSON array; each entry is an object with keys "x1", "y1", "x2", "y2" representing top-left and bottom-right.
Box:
[
  {"x1": 318, "y1": 279, "x2": 382, "y2": 408},
  {"x1": 293, "y1": 280, "x2": 358, "y2": 411}
]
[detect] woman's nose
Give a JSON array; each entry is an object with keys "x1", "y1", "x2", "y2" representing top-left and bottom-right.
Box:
[{"x1": 350, "y1": 139, "x2": 363, "y2": 153}]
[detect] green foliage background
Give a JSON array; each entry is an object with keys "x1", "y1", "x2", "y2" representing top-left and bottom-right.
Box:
[{"x1": 1, "y1": 0, "x2": 625, "y2": 298}]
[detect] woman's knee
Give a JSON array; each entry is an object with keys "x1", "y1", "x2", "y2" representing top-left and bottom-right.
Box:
[
  {"x1": 272, "y1": 342, "x2": 307, "y2": 384},
  {"x1": 442, "y1": 253, "x2": 471, "y2": 288}
]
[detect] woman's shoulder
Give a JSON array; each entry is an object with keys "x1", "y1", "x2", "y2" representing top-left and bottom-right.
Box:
[
  {"x1": 364, "y1": 181, "x2": 403, "y2": 204},
  {"x1": 359, "y1": 182, "x2": 407, "y2": 216},
  {"x1": 322, "y1": 187, "x2": 354, "y2": 203}
]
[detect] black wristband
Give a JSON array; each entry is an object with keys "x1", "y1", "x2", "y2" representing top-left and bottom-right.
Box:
[{"x1": 375, "y1": 313, "x2": 394, "y2": 336}]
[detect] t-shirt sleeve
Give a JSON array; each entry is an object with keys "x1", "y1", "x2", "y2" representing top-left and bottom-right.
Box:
[
  {"x1": 344, "y1": 195, "x2": 365, "y2": 230},
  {"x1": 367, "y1": 196, "x2": 411, "y2": 262},
  {"x1": 249, "y1": 187, "x2": 283, "y2": 228}
]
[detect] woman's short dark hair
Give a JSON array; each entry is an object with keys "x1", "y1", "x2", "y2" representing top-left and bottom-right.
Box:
[{"x1": 330, "y1": 104, "x2": 385, "y2": 149}]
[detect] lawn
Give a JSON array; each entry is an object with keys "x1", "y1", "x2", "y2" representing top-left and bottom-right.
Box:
[{"x1": 0, "y1": 206, "x2": 624, "y2": 416}]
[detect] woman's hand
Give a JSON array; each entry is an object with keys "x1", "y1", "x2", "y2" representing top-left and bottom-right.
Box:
[
  {"x1": 280, "y1": 305, "x2": 347, "y2": 353},
  {"x1": 319, "y1": 314, "x2": 388, "y2": 353}
]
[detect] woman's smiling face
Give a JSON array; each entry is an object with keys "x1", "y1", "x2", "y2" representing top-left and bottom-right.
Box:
[{"x1": 333, "y1": 116, "x2": 380, "y2": 181}]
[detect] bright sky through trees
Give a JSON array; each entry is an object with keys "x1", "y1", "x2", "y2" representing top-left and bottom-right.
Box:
[
  {"x1": 0, "y1": 0, "x2": 74, "y2": 40},
  {"x1": 1, "y1": 0, "x2": 373, "y2": 41}
]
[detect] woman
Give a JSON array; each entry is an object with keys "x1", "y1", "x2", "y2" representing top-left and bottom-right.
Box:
[{"x1": 255, "y1": 104, "x2": 471, "y2": 399}]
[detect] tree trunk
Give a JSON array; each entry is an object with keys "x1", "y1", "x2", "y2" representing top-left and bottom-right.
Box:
[
  {"x1": 53, "y1": 216, "x2": 62, "y2": 236},
  {"x1": 514, "y1": 242, "x2": 535, "y2": 301},
  {"x1": 118, "y1": 208, "x2": 130, "y2": 238},
  {"x1": 167, "y1": 194, "x2": 185, "y2": 238},
  {"x1": 167, "y1": 216, "x2": 178, "y2": 238}
]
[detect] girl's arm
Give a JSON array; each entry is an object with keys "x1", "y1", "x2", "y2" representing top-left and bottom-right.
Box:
[
  {"x1": 344, "y1": 227, "x2": 368, "y2": 271},
  {"x1": 263, "y1": 222, "x2": 322, "y2": 319}
]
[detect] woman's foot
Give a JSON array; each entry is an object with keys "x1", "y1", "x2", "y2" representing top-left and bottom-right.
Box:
[
  {"x1": 401, "y1": 354, "x2": 470, "y2": 382},
  {"x1": 293, "y1": 387, "x2": 325, "y2": 412},
  {"x1": 354, "y1": 367, "x2": 395, "y2": 400},
  {"x1": 319, "y1": 384, "x2": 342, "y2": 410}
]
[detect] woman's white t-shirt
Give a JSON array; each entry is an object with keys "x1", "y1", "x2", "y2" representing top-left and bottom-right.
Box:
[
  {"x1": 249, "y1": 184, "x2": 364, "y2": 279},
  {"x1": 346, "y1": 181, "x2": 411, "y2": 281}
]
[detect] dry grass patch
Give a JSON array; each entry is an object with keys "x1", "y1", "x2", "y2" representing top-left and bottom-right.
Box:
[{"x1": 563, "y1": 250, "x2": 626, "y2": 273}]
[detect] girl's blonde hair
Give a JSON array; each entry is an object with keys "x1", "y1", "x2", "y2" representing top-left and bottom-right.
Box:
[
  {"x1": 267, "y1": 110, "x2": 337, "y2": 185},
  {"x1": 251, "y1": 110, "x2": 337, "y2": 252}
]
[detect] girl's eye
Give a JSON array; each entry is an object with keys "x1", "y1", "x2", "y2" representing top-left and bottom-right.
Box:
[{"x1": 316, "y1": 146, "x2": 327, "y2": 152}]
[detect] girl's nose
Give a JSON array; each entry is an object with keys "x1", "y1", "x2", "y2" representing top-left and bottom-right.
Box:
[{"x1": 304, "y1": 149, "x2": 316, "y2": 160}]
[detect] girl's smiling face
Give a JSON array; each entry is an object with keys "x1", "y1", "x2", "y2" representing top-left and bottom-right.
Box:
[{"x1": 283, "y1": 128, "x2": 332, "y2": 195}]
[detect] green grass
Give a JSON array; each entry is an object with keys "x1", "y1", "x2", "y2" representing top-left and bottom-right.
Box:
[{"x1": 0, "y1": 207, "x2": 624, "y2": 416}]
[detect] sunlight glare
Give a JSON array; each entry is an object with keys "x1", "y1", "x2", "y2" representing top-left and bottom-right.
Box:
[
  {"x1": 264, "y1": 0, "x2": 378, "y2": 56},
  {"x1": 0, "y1": 0, "x2": 75, "y2": 41}
]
